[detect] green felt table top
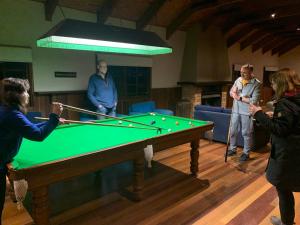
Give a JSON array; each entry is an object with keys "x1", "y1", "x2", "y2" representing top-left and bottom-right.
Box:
[{"x1": 12, "y1": 113, "x2": 210, "y2": 170}]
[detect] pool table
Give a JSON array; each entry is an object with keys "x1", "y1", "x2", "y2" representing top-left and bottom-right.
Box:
[{"x1": 8, "y1": 113, "x2": 213, "y2": 225}]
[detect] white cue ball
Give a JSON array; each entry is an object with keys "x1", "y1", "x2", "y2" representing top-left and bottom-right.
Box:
[
  {"x1": 167, "y1": 128, "x2": 172, "y2": 132},
  {"x1": 129, "y1": 124, "x2": 133, "y2": 127},
  {"x1": 118, "y1": 120, "x2": 122, "y2": 124},
  {"x1": 162, "y1": 117, "x2": 166, "y2": 121}
]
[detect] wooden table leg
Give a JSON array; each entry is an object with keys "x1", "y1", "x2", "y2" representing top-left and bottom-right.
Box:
[
  {"x1": 190, "y1": 139, "x2": 200, "y2": 177},
  {"x1": 31, "y1": 186, "x2": 49, "y2": 225},
  {"x1": 132, "y1": 157, "x2": 144, "y2": 201}
]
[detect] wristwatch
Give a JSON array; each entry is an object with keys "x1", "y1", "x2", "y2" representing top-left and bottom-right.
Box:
[{"x1": 239, "y1": 96, "x2": 243, "y2": 101}]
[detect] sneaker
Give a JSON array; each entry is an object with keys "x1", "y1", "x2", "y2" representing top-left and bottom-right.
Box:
[
  {"x1": 226, "y1": 150, "x2": 237, "y2": 156},
  {"x1": 270, "y1": 216, "x2": 285, "y2": 225},
  {"x1": 239, "y1": 153, "x2": 249, "y2": 162}
]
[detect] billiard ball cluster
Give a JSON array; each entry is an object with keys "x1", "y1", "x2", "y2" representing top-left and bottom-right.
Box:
[{"x1": 148, "y1": 114, "x2": 195, "y2": 133}]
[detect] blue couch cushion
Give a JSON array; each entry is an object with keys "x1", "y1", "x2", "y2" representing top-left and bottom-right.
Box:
[
  {"x1": 130, "y1": 101, "x2": 155, "y2": 113},
  {"x1": 194, "y1": 110, "x2": 244, "y2": 146},
  {"x1": 128, "y1": 112, "x2": 144, "y2": 116},
  {"x1": 194, "y1": 105, "x2": 223, "y2": 112},
  {"x1": 222, "y1": 108, "x2": 232, "y2": 114},
  {"x1": 154, "y1": 109, "x2": 174, "y2": 116}
]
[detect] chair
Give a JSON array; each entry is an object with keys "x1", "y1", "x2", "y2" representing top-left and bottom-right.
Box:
[
  {"x1": 26, "y1": 111, "x2": 42, "y2": 123},
  {"x1": 128, "y1": 101, "x2": 174, "y2": 116}
]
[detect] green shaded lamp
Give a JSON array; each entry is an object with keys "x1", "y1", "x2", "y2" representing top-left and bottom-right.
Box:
[{"x1": 37, "y1": 19, "x2": 172, "y2": 55}]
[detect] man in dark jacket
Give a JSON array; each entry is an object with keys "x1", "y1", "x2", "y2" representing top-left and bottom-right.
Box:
[
  {"x1": 87, "y1": 60, "x2": 118, "y2": 119},
  {"x1": 250, "y1": 68, "x2": 300, "y2": 225}
]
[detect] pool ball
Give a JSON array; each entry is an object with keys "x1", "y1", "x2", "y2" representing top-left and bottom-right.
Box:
[
  {"x1": 118, "y1": 120, "x2": 123, "y2": 124},
  {"x1": 167, "y1": 128, "x2": 172, "y2": 132},
  {"x1": 162, "y1": 117, "x2": 166, "y2": 121},
  {"x1": 129, "y1": 124, "x2": 133, "y2": 127},
  {"x1": 175, "y1": 121, "x2": 179, "y2": 125}
]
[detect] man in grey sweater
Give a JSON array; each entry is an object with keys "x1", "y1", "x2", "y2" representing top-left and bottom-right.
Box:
[{"x1": 227, "y1": 64, "x2": 261, "y2": 161}]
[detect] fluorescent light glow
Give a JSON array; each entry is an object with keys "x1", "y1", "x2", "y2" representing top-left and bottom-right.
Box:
[{"x1": 37, "y1": 36, "x2": 172, "y2": 55}]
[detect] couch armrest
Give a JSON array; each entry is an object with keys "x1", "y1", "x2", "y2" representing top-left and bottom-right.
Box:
[{"x1": 128, "y1": 111, "x2": 145, "y2": 116}]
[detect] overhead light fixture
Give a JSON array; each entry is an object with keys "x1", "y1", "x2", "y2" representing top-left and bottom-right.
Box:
[
  {"x1": 297, "y1": 27, "x2": 300, "y2": 31},
  {"x1": 37, "y1": 19, "x2": 172, "y2": 55},
  {"x1": 270, "y1": 13, "x2": 277, "y2": 19}
]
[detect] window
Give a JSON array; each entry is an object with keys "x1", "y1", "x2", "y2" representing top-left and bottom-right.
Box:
[{"x1": 109, "y1": 65, "x2": 151, "y2": 98}]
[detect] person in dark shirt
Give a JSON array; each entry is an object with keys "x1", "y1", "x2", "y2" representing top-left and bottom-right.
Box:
[
  {"x1": 87, "y1": 60, "x2": 118, "y2": 119},
  {"x1": 249, "y1": 68, "x2": 300, "y2": 225},
  {"x1": 0, "y1": 78, "x2": 63, "y2": 224}
]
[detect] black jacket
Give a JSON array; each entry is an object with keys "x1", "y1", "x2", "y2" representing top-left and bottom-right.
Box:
[{"x1": 254, "y1": 94, "x2": 300, "y2": 191}]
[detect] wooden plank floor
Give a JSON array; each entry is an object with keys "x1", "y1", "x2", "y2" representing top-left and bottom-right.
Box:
[{"x1": 3, "y1": 140, "x2": 300, "y2": 225}]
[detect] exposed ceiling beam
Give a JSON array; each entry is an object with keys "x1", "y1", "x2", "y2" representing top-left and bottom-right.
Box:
[
  {"x1": 242, "y1": 15, "x2": 300, "y2": 52},
  {"x1": 272, "y1": 40, "x2": 292, "y2": 55},
  {"x1": 272, "y1": 39, "x2": 300, "y2": 55},
  {"x1": 222, "y1": 3, "x2": 300, "y2": 34},
  {"x1": 246, "y1": 27, "x2": 300, "y2": 53},
  {"x1": 44, "y1": 0, "x2": 58, "y2": 21},
  {"x1": 262, "y1": 37, "x2": 286, "y2": 54},
  {"x1": 96, "y1": 0, "x2": 119, "y2": 24},
  {"x1": 166, "y1": 0, "x2": 242, "y2": 40},
  {"x1": 278, "y1": 40, "x2": 300, "y2": 56},
  {"x1": 136, "y1": 0, "x2": 167, "y2": 30},
  {"x1": 240, "y1": 30, "x2": 268, "y2": 50},
  {"x1": 252, "y1": 34, "x2": 275, "y2": 52},
  {"x1": 200, "y1": 5, "x2": 241, "y2": 31},
  {"x1": 226, "y1": 24, "x2": 253, "y2": 47}
]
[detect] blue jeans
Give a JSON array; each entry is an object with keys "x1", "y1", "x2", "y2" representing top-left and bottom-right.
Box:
[
  {"x1": 229, "y1": 113, "x2": 253, "y2": 155},
  {"x1": 97, "y1": 105, "x2": 116, "y2": 120}
]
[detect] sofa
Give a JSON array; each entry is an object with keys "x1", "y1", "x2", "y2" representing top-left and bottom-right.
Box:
[
  {"x1": 128, "y1": 101, "x2": 174, "y2": 116},
  {"x1": 194, "y1": 105, "x2": 270, "y2": 150}
]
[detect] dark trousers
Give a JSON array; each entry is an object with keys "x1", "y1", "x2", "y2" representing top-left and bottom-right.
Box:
[
  {"x1": 276, "y1": 186, "x2": 295, "y2": 225},
  {"x1": 0, "y1": 170, "x2": 7, "y2": 225}
]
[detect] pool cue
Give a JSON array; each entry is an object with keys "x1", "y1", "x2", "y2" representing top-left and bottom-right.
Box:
[
  {"x1": 35, "y1": 117, "x2": 159, "y2": 131},
  {"x1": 55, "y1": 102, "x2": 166, "y2": 131},
  {"x1": 225, "y1": 87, "x2": 239, "y2": 163},
  {"x1": 225, "y1": 111, "x2": 233, "y2": 163}
]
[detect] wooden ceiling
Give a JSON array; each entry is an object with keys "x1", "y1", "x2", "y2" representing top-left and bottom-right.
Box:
[{"x1": 32, "y1": 0, "x2": 300, "y2": 56}]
